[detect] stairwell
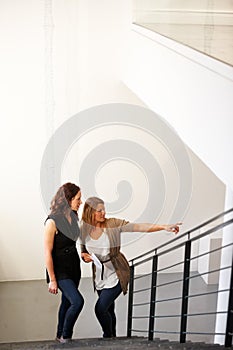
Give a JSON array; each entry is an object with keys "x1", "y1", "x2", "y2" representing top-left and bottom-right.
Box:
[{"x1": 0, "y1": 337, "x2": 227, "y2": 350}]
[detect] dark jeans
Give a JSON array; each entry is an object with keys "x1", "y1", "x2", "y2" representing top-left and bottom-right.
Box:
[
  {"x1": 95, "y1": 281, "x2": 122, "y2": 338},
  {"x1": 57, "y1": 279, "x2": 84, "y2": 339}
]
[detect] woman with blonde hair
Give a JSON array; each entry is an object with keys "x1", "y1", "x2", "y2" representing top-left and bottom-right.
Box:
[{"x1": 81, "y1": 196, "x2": 181, "y2": 339}]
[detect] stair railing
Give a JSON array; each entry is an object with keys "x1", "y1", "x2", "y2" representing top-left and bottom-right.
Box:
[{"x1": 127, "y1": 208, "x2": 233, "y2": 347}]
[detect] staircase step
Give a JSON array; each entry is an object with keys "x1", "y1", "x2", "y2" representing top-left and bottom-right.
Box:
[{"x1": 0, "y1": 337, "x2": 226, "y2": 350}]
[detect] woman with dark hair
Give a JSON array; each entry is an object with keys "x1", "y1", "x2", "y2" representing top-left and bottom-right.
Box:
[
  {"x1": 44, "y1": 182, "x2": 84, "y2": 343},
  {"x1": 80, "y1": 196, "x2": 181, "y2": 339}
]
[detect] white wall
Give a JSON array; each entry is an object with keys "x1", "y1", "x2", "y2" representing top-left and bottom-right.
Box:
[
  {"x1": 0, "y1": 0, "x2": 138, "y2": 281},
  {"x1": 0, "y1": 0, "x2": 226, "y2": 282},
  {"x1": 0, "y1": 0, "x2": 46, "y2": 281},
  {"x1": 124, "y1": 24, "x2": 233, "y2": 192}
]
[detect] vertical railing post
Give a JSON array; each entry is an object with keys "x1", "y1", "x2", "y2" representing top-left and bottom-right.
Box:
[
  {"x1": 127, "y1": 263, "x2": 135, "y2": 337},
  {"x1": 148, "y1": 253, "x2": 158, "y2": 341},
  {"x1": 180, "y1": 240, "x2": 191, "y2": 343},
  {"x1": 225, "y1": 253, "x2": 233, "y2": 347}
]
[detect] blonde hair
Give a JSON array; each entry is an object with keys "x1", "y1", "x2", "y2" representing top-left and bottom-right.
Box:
[{"x1": 81, "y1": 197, "x2": 104, "y2": 239}]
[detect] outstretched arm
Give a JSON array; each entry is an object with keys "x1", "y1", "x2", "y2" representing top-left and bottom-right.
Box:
[{"x1": 124, "y1": 222, "x2": 182, "y2": 234}]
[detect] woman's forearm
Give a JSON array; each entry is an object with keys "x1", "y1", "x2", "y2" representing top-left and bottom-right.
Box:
[
  {"x1": 132, "y1": 223, "x2": 181, "y2": 233},
  {"x1": 45, "y1": 252, "x2": 56, "y2": 282}
]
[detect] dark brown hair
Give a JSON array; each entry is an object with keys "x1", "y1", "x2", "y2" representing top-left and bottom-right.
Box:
[{"x1": 50, "y1": 182, "x2": 80, "y2": 215}]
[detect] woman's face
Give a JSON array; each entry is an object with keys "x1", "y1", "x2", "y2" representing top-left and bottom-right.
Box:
[
  {"x1": 70, "y1": 191, "x2": 82, "y2": 211},
  {"x1": 94, "y1": 203, "x2": 106, "y2": 223}
]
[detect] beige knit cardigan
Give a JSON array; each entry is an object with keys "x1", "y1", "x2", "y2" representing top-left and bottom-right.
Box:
[{"x1": 81, "y1": 218, "x2": 133, "y2": 295}]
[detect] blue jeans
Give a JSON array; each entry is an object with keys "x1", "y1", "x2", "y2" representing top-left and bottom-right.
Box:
[
  {"x1": 95, "y1": 281, "x2": 122, "y2": 338},
  {"x1": 57, "y1": 279, "x2": 84, "y2": 339}
]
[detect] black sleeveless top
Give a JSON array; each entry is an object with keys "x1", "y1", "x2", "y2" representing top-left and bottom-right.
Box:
[{"x1": 46, "y1": 212, "x2": 81, "y2": 286}]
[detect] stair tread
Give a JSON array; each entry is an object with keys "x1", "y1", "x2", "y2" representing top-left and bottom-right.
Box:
[{"x1": 0, "y1": 336, "x2": 226, "y2": 350}]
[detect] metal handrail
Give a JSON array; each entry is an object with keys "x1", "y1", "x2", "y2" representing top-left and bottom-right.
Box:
[
  {"x1": 129, "y1": 208, "x2": 233, "y2": 264},
  {"x1": 127, "y1": 208, "x2": 233, "y2": 347},
  {"x1": 190, "y1": 242, "x2": 233, "y2": 261},
  {"x1": 188, "y1": 288, "x2": 230, "y2": 299},
  {"x1": 130, "y1": 218, "x2": 233, "y2": 267}
]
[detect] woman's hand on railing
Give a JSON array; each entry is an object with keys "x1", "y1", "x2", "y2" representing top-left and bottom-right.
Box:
[{"x1": 164, "y1": 222, "x2": 182, "y2": 234}]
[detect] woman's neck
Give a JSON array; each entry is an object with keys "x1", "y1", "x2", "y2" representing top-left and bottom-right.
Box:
[
  {"x1": 64, "y1": 208, "x2": 72, "y2": 223},
  {"x1": 90, "y1": 225, "x2": 104, "y2": 240}
]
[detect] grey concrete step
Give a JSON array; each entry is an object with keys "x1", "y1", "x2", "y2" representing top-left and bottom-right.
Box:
[{"x1": 0, "y1": 337, "x2": 226, "y2": 350}]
